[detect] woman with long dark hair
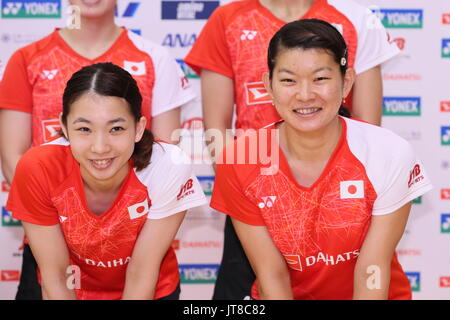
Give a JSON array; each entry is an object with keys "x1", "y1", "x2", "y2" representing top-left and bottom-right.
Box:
[{"x1": 6, "y1": 63, "x2": 206, "y2": 300}]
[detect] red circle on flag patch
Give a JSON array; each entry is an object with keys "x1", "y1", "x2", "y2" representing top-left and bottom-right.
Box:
[
  {"x1": 136, "y1": 205, "x2": 146, "y2": 214},
  {"x1": 347, "y1": 185, "x2": 357, "y2": 195},
  {"x1": 132, "y1": 66, "x2": 138, "y2": 72}
]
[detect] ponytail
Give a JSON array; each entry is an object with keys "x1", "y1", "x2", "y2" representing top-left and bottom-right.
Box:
[
  {"x1": 133, "y1": 129, "x2": 154, "y2": 171},
  {"x1": 338, "y1": 105, "x2": 351, "y2": 118}
]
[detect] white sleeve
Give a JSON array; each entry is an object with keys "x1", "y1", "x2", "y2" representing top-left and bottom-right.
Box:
[
  {"x1": 329, "y1": 0, "x2": 400, "y2": 74},
  {"x1": 136, "y1": 143, "x2": 207, "y2": 219},
  {"x1": 126, "y1": 31, "x2": 196, "y2": 117},
  {"x1": 354, "y1": 7, "x2": 400, "y2": 74},
  {"x1": 151, "y1": 46, "x2": 196, "y2": 116},
  {"x1": 372, "y1": 142, "x2": 433, "y2": 215}
]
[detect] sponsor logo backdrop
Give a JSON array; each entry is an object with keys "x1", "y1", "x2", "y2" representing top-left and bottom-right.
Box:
[{"x1": 0, "y1": 0, "x2": 448, "y2": 299}]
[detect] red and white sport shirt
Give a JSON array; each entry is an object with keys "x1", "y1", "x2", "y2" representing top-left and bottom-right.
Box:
[
  {"x1": 185, "y1": 0, "x2": 399, "y2": 130},
  {"x1": 0, "y1": 28, "x2": 195, "y2": 146},
  {"x1": 211, "y1": 117, "x2": 432, "y2": 299},
  {"x1": 7, "y1": 139, "x2": 207, "y2": 300}
]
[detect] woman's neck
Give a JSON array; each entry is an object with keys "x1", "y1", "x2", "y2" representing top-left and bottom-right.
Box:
[
  {"x1": 259, "y1": 0, "x2": 316, "y2": 22},
  {"x1": 279, "y1": 117, "x2": 342, "y2": 163},
  {"x1": 58, "y1": 16, "x2": 122, "y2": 60}
]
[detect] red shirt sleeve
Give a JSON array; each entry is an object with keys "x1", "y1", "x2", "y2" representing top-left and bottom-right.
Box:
[
  {"x1": 184, "y1": 6, "x2": 234, "y2": 78},
  {"x1": 210, "y1": 158, "x2": 265, "y2": 226},
  {"x1": 6, "y1": 147, "x2": 59, "y2": 226},
  {"x1": 0, "y1": 48, "x2": 33, "y2": 113}
]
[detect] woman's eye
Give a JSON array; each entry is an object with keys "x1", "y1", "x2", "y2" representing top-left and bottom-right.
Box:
[
  {"x1": 76, "y1": 127, "x2": 90, "y2": 132},
  {"x1": 111, "y1": 126, "x2": 125, "y2": 132},
  {"x1": 281, "y1": 78, "x2": 295, "y2": 83},
  {"x1": 315, "y1": 77, "x2": 330, "y2": 81}
]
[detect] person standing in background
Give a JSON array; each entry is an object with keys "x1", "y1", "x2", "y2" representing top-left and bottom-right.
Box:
[
  {"x1": 185, "y1": 0, "x2": 399, "y2": 300},
  {"x1": 0, "y1": 0, "x2": 194, "y2": 299}
]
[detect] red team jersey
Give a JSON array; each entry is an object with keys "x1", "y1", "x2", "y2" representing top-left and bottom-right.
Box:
[
  {"x1": 7, "y1": 140, "x2": 207, "y2": 300},
  {"x1": 0, "y1": 28, "x2": 195, "y2": 146},
  {"x1": 211, "y1": 117, "x2": 432, "y2": 299},
  {"x1": 185, "y1": 0, "x2": 399, "y2": 130}
]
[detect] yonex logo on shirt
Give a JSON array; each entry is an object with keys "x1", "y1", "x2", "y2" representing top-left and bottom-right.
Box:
[
  {"x1": 127, "y1": 199, "x2": 149, "y2": 219},
  {"x1": 340, "y1": 181, "x2": 364, "y2": 199},
  {"x1": 240, "y1": 30, "x2": 257, "y2": 41},
  {"x1": 59, "y1": 216, "x2": 68, "y2": 223},
  {"x1": 258, "y1": 196, "x2": 276, "y2": 209},
  {"x1": 40, "y1": 69, "x2": 58, "y2": 80}
]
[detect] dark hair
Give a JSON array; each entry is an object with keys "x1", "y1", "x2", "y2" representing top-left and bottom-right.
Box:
[
  {"x1": 62, "y1": 62, "x2": 154, "y2": 171},
  {"x1": 267, "y1": 19, "x2": 351, "y2": 117}
]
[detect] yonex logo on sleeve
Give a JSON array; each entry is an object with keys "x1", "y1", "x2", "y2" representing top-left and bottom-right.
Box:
[
  {"x1": 59, "y1": 216, "x2": 68, "y2": 223},
  {"x1": 240, "y1": 30, "x2": 257, "y2": 40},
  {"x1": 340, "y1": 181, "x2": 364, "y2": 199},
  {"x1": 127, "y1": 199, "x2": 149, "y2": 219},
  {"x1": 258, "y1": 196, "x2": 276, "y2": 209}
]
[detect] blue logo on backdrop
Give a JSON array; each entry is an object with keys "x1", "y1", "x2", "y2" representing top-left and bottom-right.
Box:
[
  {"x1": 115, "y1": 1, "x2": 140, "y2": 18},
  {"x1": 161, "y1": 1, "x2": 219, "y2": 20},
  {"x1": 197, "y1": 176, "x2": 215, "y2": 196},
  {"x1": 162, "y1": 33, "x2": 197, "y2": 48},
  {"x1": 1, "y1": 0, "x2": 61, "y2": 18},
  {"x1": 405, "y1": 272, "x2": 421, "y2": 291},
  {"x1": 442, "y1": 39, "x2": 450, "y2": 58}
]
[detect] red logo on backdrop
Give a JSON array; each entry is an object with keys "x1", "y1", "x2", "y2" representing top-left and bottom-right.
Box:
[
  {"x1": 393, "y1": 38, "x2": 405, "y2": 51},
  {"x1": 441, "y1": 189, "x2": 450, "y2": 200},
  {"x1": 440, "y1": 277, "x2": 450, "y2": 287},
  {"x1": 0, "y1": 270, "x2": 20, "y2": 281},
  {"x1": 408, "y1": 164, "x2": 424, "y2": 188},
  {"x1": 42, "y1": 119, "x2": 61, "y2": 143},
  {"x1": 441, "y1": 101, "x2": 450, "y2": 112},
  {"x1": 1, "y1": 181, "x2": 10, "y2": 192},
  {"x1": 443, "y1": 14, "x2": 450, "y2": 25},
  {"x1": 172, "y1": 239, "x2": 180, "y2": 250},
  {"x1": 181, "y1": 117, "x2": 203, "y2": 130},
  {"x1": 245, "y1": 82, "x2": 272, "y2": 105},
  {"x1": 177, "y1": 178, "x2": 194, "y2": 200}
]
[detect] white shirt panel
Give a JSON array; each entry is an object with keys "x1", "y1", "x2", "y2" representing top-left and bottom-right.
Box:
[
  {"x1": 344, "y1": 117, "x2": 432, "y2": 215},
  {"x1": 328, "y1": 0, "x2": 400, "y2": 74},
  {"x1": 135, "y1": 142, "x2": 207, "y2": 219},
  {"x1": 127, "y1": 31, "x2": 196, "y2": 117}
]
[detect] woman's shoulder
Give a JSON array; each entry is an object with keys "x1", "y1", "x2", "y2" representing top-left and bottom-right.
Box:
[{"x1": 343, "y1": 117, "x2": 414, "y2": 160}]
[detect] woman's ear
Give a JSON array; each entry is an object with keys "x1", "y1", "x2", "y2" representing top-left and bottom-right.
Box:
[
  {"x1": 59, "y1": 113, "x2": 69, "y2": 140},
  {"x1": 342, "y1": 67, "x2": 356, "y2": 99},
  {"x1": 135, "y1": 116, "x2": 147, "y2": 143},
  {"x1": 262, "y1": 71, "x2": 274, "y2": 102}
]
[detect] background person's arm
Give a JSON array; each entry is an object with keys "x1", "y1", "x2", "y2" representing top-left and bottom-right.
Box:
[
  {"x1": 22, "y1": 222, "x2": 76, "y2": 300},
  {"x1": 151, "y1": 107, "x2": 181, "y2": 144},
  {"x1": 231, "y1": 217, "x2": 293, "y2": 300},
  {"x1": 122, "y1": 211, "x2": 186, "y2": 300},
  {"x1": 201, "y1": 69, "x2": 235, "y2": 166},
  {"x1": 353, "y1": 202, "x2": 412, "y2": 300},
  {"x1": 351, "y1": 66, "x2": 383, "y2": 126},
  {"x1": 0, "y1": 109, "x2": 32, "y2": 183}
]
